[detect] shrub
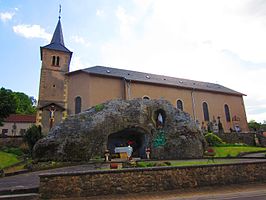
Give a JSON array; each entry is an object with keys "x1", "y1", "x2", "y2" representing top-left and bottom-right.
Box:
[
  {"x1": 95, "y1": 104, "x2": 104, "y2": 112},
  {"x1": 204, "y1": 132, "x2": 224, "y2": 146},
  {"x1": 18, "y1": 143, "x2": 30, "y2": 154},
  {"x1": 164, "y1": 161, "x2": 171, "y2": 166},
  {"x1": 136, "y1": 162, "x2": 147, "y2": 168},
  {"x1": 2, "y1": 147, "x2": 23, "y2": 156},
  {"x1": 23, "y1": 125, "x2": 43, "y2": 156}
]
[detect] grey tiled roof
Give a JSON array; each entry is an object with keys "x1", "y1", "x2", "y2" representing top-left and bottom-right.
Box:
[
  {"x1": 69, "y1": 66, "x2": 244, "y2": 96},
  {"x1": 41, "y1": 19, "x2": 71, "y2": 53},
  {"x1": 42, "y1": 43, "x2": 71, "y2": 53}
]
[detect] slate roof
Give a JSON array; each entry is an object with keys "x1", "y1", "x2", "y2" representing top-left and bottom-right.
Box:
[
  {"x1": 5, "y1": 114, "x2": 36, "y2": 123},
  {"x1": 69, "y1": 66, "x2": 244, "y2": 96},
  {"x1": 41, "y1": 18, "x2": 72, "y2": 54}
]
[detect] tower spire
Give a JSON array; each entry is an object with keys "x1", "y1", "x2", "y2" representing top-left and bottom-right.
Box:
[
  {"x1": 50, "y1": 17, "x2": 64, "y2": 46},
  {"x1": 41, "y1": 8, "x2": 72, "y2": 53}
]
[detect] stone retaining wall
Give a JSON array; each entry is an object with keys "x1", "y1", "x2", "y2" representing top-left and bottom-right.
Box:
[
  {"x1": 215, "y1": 132, "x2": 266, "y2": 147},
  {"x1": 258, "y1": 134, "x2": 266, "y2": 147},
  {"x1": 215, "y1": 132, "x2": 255, "y2": 146},
  {"x1": 0, "y1": 137, "x2": 24, "y2": 148},
  {"x1": 39, "y1": 161, "x2": 266, "y2": 199}
]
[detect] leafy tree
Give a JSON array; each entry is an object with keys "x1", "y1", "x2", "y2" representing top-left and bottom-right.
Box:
[
  {"x1": 14, "y1": 92, "x2": 36, "y2": 114},
  {"x1": 0, "y1": 87, "x2": 17, "y2": 126},
  {"x1": 24, "y1": 125, "x2": 43, "y2": 155},
  {"x1": 261, "y1": 121, "x2": 266, "y2": 132},
  {"x1": 248, "y1": 120, "x2": 262, "y2": 132},
  {"x1": 0, "y1": 87, "x2": 37, "y2": 126}
]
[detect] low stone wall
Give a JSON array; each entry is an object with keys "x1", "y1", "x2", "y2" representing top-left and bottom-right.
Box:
[
  {"x1": 0, "y1": 137, "x2": 24, "y2": 148},
  {"x1": 215, "y1": 132, "x2": 266, "y2": 147},
  {"x1": 215, "y1": 132, "x2": 255, "y2": 146},
  {"x1": 39, "y1": 161, "x2": 266, "y2": 199},
  {"x1": 258, "y1": 134, "x2": 266, "y2": 147}
]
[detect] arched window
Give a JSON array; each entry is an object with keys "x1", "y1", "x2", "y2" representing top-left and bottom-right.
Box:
[
  {"x1": 143, "y1": 96, "x2": 150, "y2": 100},
  {"x1": 176, "y1": 99, "x2": 183, "y2": 111},
  {"x1": 56, "y1": 56, "x2": 60, "y2": 66},
  {"x1": 52, "y1": 56, "x2": 56, "y2": 65},
  {"x1": 202, "y1": 102, "x2": 209, "y2": 121},
  {"x1": 224, "y1": 104, "x2": 231, "y2": 122},
  {"x1": 75, "y1": 96, "x2": 82, "y2": 114}
]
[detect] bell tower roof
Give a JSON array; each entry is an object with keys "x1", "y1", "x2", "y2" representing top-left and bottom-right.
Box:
[
  {"x1": 41, "y1": 17, "x2": 72, "y2": 54},
  {"x1": 51, "y1": 18, "x2": 65, "y2": 46}
]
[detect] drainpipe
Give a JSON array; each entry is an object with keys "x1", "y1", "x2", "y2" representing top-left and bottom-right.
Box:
[
  {"x1": 127, "y1": 79, "x2": 131, "y2": 100},
  {"x1": 123, "y1": 78, "x2": 127, "y2": 100},
  {"x1": 123, "y1": 78, "x2": 131, "y2": 100},
  {"x1": 191, "y1": 88, "x2": 196, "y2": 121}
]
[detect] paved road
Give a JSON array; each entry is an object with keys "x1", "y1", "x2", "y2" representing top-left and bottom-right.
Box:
[
  {"x1": 54, "y1": 182, "x2": 266, "y2": 200},
  {"x1": 242, "y1": 152, "x2": 266, "y2": 158},
  {"x1": 0, "y1": 163, "x2": 107, "y2": 194}
]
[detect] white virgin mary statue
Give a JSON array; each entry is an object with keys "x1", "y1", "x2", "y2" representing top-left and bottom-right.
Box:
[{"x1": 158, "y1": 113, "x2": 163, "y2": 124}]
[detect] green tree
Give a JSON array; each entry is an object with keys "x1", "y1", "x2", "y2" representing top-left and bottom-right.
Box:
[
  {"x1": 248, "y1": 120, "x2": 261, "y2": 132},
  {"x1": 0, "y1": 87, "x2": 17, "y2": 126},
  {"x1": 261, "y1": 121, "x2": 266, "y2": 132},
  {"x1": 24, "y1": 125, "x2": 43, "y2": 155},
  {"x1": 14, "y1": 92, "x2": 36, "y2": 114}
]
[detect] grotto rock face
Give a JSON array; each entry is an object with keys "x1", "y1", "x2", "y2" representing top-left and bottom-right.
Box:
[{"x1": 33, "y1": 99, "x2": 207, "y2": 161}]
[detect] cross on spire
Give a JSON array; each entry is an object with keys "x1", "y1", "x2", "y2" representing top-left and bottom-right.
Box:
[{"x1": 59, "y1": 4, "x2": 62, "y2": 19}]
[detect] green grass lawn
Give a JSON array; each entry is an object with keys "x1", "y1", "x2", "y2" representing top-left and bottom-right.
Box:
[
  {"x1": 170, "y1": 160, "x2": 232, "y2": 166},
  {"x1": 213, "y1": 146, "x2": 266, "y2": 157},
  {"x1": 0, "y1": 151, "x2": 20, "y2": 169},
  {"x1": 136, "y1": 160, "x2": 235, "y2": 168},
  {"x1": 136, "y1": 146, "x2": 266, "y2": 168}
]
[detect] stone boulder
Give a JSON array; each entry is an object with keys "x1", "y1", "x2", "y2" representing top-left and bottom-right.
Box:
[{"x1": 33, "y1": 99, "x2": 207, "y2": 161}]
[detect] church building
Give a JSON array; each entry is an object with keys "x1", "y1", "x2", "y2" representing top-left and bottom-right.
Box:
[{"x1": 36, "y1": 17, "x2": 249, "y2": 134}]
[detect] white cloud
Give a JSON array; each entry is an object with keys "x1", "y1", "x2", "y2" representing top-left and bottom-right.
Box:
[
  {"x1": 0, "y1": 11, "x2": 15, "y2": 22},
  {"x1": 96, "y1": 9, "x2": 105, "y2": 17},
  {"x1": 13, "y1": 24, "x2": 52, "y2": 41},
  {"x1": 70, "y1": 35, "x2": 91, "y2": 47},
  {"x1": 70, "y1": 56, "x2": 90, "y2": 71},
  {"x1": 133, "y1": 0, "x2": 153, "y2": 10},
  {"x1": 98, "y1": 0, "x2": 266, "y2": 122},
  {"x1": 115, "y1": 6, "x2": 136, "y2": 39}
]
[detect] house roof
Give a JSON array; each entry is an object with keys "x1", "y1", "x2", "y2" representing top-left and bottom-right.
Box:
[
  {"x1": 4, "y1": 114, "x2": 36, "y2": 123},
  {"x1": 41, "y1": 18, "x2": 72, "y2": 54},
  {"x1": 68, "y1": 66, "x2": 245, "y2": 96}
]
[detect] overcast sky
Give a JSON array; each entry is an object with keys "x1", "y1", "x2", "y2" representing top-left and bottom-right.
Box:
[{"x1": 0, "y1": 0, "x2": 266, "y2": 123}]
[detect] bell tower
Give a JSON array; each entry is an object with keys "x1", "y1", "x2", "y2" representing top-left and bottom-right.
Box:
[{"x1": 36, "y1": 15, "x2": 72, "y2": 134}]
